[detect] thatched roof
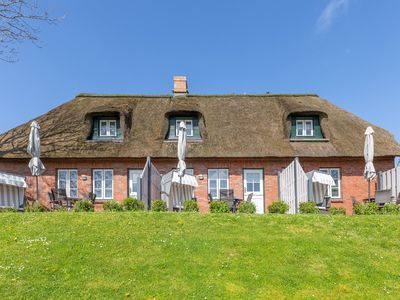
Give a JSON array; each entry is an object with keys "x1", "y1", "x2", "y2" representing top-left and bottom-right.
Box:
[{"x1": 0, "y1": 94, "x2": 399, "y2": 159}]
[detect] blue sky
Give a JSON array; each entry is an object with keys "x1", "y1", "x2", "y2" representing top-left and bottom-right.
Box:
[{"x1": 0, "y1": 0, "x2": 399, "y2": 142}]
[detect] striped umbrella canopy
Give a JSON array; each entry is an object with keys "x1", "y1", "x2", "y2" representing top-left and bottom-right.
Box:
[{"x1": 364, "y1": 126, "x2": 376, "y2": 181}]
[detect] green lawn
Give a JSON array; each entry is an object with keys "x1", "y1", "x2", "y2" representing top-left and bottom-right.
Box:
[{"x1": 0, "y1": 213, "x2": 400, "y2": 299}]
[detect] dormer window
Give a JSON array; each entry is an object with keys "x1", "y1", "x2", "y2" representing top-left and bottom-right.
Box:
[
  {"x1": 166, "y1": 115, "x2": 201, "y2": 140},
  {"x1": 296, "y1": 119, "x2": 314, "y2": 137},
  {"x1": 290, "y1": 116, "x2": 324, "y2": 140},
  {"x1": 100, "y1": 120, "x2": 117, "y2": 137},
  {"x1": 89, "y1": 116, "x2": 122, "y2": 140},
  {"x1": 175, "y1": 119, "x2": 193, "y2": 137}
]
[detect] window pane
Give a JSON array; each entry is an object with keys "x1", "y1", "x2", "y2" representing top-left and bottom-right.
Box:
[
  {"x1": 105, "y1": 180, "x2": 113, "y2": 189},
  {"x1": 220, "y1": 180, "x2": 228, "y2": 189},
  {"x1": 247, "y1": 182, "x2": 253, "y2": 192},
  {"x1": 94, "y1": 180, "x2": 102, "y2": 189},
  {"x1": 100, "y1": 121, "x2": 107, "y2": 136},
  {"x1": 209, "y1": 180, "x2": 217, "y2": 189},
  {"x1": 70, "y1": 180, "x2": 77, "y2": 189},
  {"x1": 105, "y1": 189, "x2": 113, "y2": 199},
  {"x1": 186, "y1": 121, "x2": 193, "y2": 136},
  {"x1": 94, "y1": 170, "x2": 103, "y2": 181},
  {"x1": 254, "y1": 182, "x2": 261, "y2": 192},
  {"x1": 109, "y1": 121, "x2": 116, "y2": 136},
  {"x1": 70, "y1": 170, "x2": 77, "y2": 180},
  {"x1": 94, "y1": 189, "x2": 102, "y2": 198},
  {"x1": 219, "y1": 169, "x2": 228, "y2": 179},
  {"x1": 58, "y1": 170, "x2": 67, "y2": 180},
  {"x1": 331, "y1": 187, "x2": 339, "y2": 198},
  {"x1": 330, "y1": 169, "x2": 339, "y2": 180},
  {"x1": 59, "y1": 180, "x2": 66, "y2": 189},
  {"x1": 105, "y1": 170, "x2": 113, "y2": 180},
  {"x1": 70, "y1": 189, "x2": 78, "y2": 198},
  {"x1": 296, "y1": 121, "x2": 304, "y2": 136},
  {"x1": 208, "y1": 170, "x2": 218, "y2": 180},
  {"x1": 210, "y1": 189, "x2": 217, "y2": 198}
]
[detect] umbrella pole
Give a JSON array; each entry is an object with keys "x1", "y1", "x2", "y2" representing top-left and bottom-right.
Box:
[
  {"x1": 368, "y1": 179, "x2": 371, "y2": 202},
  {"x1": 36, "y1": 175, "x2": 39, "y2": 202}
]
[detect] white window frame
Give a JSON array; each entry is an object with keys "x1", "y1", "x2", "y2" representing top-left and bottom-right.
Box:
[
  {"x1": 93, "y1": 169, "x2": 113, "y2": 200},
  {"x1": 296, "y1": 119, "x2": 314, "y2": 137},
  {"x1": 57, "y1": 169, "x2": 78, "y2": 198},
  {"x1": 319, "y1": 168, "x2": 341, "y2": 199},
  {"x1": 99, "y1": 120, "x2": 117, "y2": 137},
  {"x1": 175, "y1": 119, "x2": 193, "y2": 137},
  {"x1": 208, "y1": 169, "x2": 229, "y2": 199},
  {"x1": 128, "y1": 169, "x2": 142, "y2": 199}
]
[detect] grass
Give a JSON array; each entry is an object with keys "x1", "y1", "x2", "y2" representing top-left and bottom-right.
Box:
[{"x1": 0, "y1": 213, "x2": 400, "y2": 299}]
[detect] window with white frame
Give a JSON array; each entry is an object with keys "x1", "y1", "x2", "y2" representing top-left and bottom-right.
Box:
[
  {"x1": 208, "y1": 169, "x2": 229, "y2": 199},
  {"x1": 93, "y1": 169, "x2": 113, "y2": 199},
  {"x1": 319, "y1": 168, "x2": 341, "y2": 198},
  {"x1": 296, "y1": 119, "x2": 314, "y2": 137},
  {"x1": 58, "y1": 169, "x2": 78, "y2": 198},
  {"x1": 128, "y1": 170, "x2": 141, "y2": 199},
  {"x1": 99, "y1": 120, "x2": 117, "y2": 137},
  {"x1": 175, "y1": 119, "x2": 193, "y2": 137}
]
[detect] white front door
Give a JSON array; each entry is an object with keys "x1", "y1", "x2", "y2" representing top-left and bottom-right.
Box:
[{"x1": 244, "y1": 169, "x2": 264, "y2": 214}]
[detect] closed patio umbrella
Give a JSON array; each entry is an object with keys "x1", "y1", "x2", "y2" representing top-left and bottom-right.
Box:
[
  {"x1": 364, "y1": 126, "x2": 376, "y2": 202},
  {"x1": 27, "y1": 121, "x2": 46, "y2": 201},
  {"x1": 177, "y1": 121, "x2": 187, "y2": 210}
]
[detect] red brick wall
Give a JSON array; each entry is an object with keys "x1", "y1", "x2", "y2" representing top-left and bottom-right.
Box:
[{"x1": 0, "y1": 157, "x2": 395, "y2": 214}]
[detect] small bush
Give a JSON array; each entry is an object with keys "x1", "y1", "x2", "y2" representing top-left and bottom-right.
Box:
[
  {"x1": 381, "y1": 203, "x2": 400, "y2": 215},
  {"x1": 123, "y1": 197, "x2": 144, "y2": 211},
  {"x1": 268, "y1": 201, "x2": 289, "y2": 214},
  {"x1": 152, "y1": 199, "x2": 167, "y2": 212},
  {"x1": 329, "y1": 207, "x2": 346, "y2": 215},
  {"x1": 210, "y1": 201, "x2": 230, "y2": 213},
  {"x1": 299, "y1": 202, "x2": 320, "y2": 214},
  {"x1": 73, "y1": 199, "x2": 94, "y2": 212},
  {"x1": 183, "y1": 200, "x2": 199, "y2": 212},
  {"x1": 354, "y1": 202, "x2": 379, "y2": 215},
  {"x1": 238, "y1": 201, "x2": 256, "y2": 214},
  {"x1": 103, "y1": 200, "x2": 123, "y2": 212},
  {"x1": 0, "y1": 207, "x2": 17, "y2": 213},
  {"x1": 53, "y1": 206, "x2": 68, "y2": 212},
  {"x1": 26, "y1": 201, "x2": 47, "y2": 212}
]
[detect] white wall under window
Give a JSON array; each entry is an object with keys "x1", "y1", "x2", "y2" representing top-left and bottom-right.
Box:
[
  {"x1": 208, "y1": 169, "x2": 229, "y2": 199},
  {"x1": 93, "y1": 169, "x2": 113, "y2": 199},
  {"x1": 319, "y1": 168, "x2": 341, "y2": 198},
  {"x1": 58, "y1": 169, "x2": 78, "y2": 197}
]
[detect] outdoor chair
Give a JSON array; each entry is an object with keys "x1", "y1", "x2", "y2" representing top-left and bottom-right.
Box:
[
  {"x1": 52, "y1": 188, "x2": 72, "y2": 209},
  {"x1": 220, "y1": 189, "x2": 236, "y2": 213},
  {"x1": 396, "y1": 193, "x2": 400, "y2": 205},
  {"x1": 375, "y1": 189, "x2": 393, "y2": 207},
  {"x1": 87, "y1": 192, "x2": 96, "y2": 204},
  {"x1": 208, "y1": 193, "x2": 213, "y2": 203},
  {"x1": 47, "y1": 191, "x2": 62, "y2": 210},
  {"x1": 246, "y1": 193, "x2": 253, "y2": 202}
]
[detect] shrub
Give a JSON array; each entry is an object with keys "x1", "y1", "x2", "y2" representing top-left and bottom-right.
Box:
[
  {"x1": 329, "y1": 207, "x2": 346, "y2": 215},
  {"x1": 354, "y1": 202, "x2": 379, "y2": 215},
  {"x1": 26, "y1": 201, "x2": 47, "y2": 212},
  {"x1": 152, "y1": 199, "x2": 167, "y2": 212},
  {"x1": 183, "y1": 200, "x2": 199, "y2": 212},
  {"x1": 123, "y1": 197, "x2": 144, "y2": 211},
  {"x1": 103, "y1": 200, "x2": 123, "y2": 212},
  {"x1": 268, "y1": 201, "x2": 289, "y2": 214},
  {"x1": 73, "y1": 199, "x2": 94, "y2": 212},
  {"x1": 0, "y1": 207, "x2": 17, "y2": 213},
  {"x1": 381, "y1": 203, "x2": 400, "y2": 215},
  {"x1": 53, "y1": 206, "x2": 68, "y2": 212},
  {"x1": 238, "y1": 201, "x2": 256, "y2": 214},
  {"x1": 210, "y1": 201, "x2": 230, "y2": 213},
  {"x1": 299, "y1": 202, "x2": 320, "y2": 214}
]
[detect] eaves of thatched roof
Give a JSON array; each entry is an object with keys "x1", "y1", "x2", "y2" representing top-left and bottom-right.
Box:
[{"x1": 0, "y1": 94, "x2": 399, "y2": 159}]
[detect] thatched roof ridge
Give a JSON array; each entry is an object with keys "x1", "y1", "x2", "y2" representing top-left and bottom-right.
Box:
[{"x1": 0, "y1": 94, "x2": 399, "y2": 159}]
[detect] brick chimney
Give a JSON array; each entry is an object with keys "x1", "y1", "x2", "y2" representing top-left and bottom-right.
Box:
[{"x1": 173, "y1": 76, "x2": 188, "y2": 96}]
